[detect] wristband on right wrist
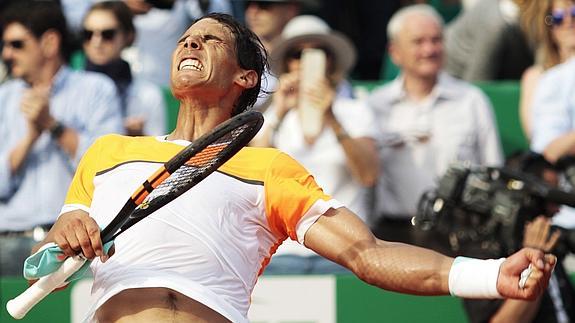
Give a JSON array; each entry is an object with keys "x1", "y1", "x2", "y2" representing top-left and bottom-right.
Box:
[{"x1": 448, "y1": 256, "x2": 505, "y2": 299}]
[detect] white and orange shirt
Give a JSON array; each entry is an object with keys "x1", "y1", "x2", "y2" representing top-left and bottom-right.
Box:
[{"x1": 62, "y1": 134, "x2": 342, "y2": 323}]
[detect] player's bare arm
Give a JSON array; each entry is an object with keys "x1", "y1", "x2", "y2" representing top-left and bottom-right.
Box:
[{"x1": 304, "y1": 207, "x2": 556, "y2": 300}]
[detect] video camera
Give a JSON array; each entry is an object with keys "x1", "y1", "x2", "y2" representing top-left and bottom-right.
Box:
[{"x1": 415, "y1": 154, "x2": 575, "y2": 257}]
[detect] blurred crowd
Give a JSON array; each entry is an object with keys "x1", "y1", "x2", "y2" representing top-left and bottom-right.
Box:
[{"x1": 1, "y1": 0, "x2": 575, "y2": 322}]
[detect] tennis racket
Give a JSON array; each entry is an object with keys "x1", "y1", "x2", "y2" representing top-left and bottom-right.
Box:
[{"x1": 6, "y1": 110, "x2": 264, "y2": 319}]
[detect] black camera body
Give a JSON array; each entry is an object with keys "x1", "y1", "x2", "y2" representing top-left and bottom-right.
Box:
[{"x1": 416, "y1": 162, "x2": 575, "y2": 257}]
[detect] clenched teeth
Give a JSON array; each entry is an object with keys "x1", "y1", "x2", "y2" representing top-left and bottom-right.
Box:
[{"x1": 179, "y1": 58, "x2": 203, "y2": 71}]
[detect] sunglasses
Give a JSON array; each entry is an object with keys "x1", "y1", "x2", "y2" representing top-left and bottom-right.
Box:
[
  {"x1": 286, "y1": 46, "x2": 333, "y2": 60},
  {"x1": 82, "y1": 28, "x2": 118, "y2": 42},
  {"x1": 546, "y1": 5, "x2": 575, "y2": 26},
  {"x1": 1, "y1": 39, "x2": 25, "y2": 50}
]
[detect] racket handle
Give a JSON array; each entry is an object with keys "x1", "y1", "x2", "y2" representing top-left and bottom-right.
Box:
[
  {"x1": 518, "y1": 264, "x2": 533, "y2": 289},
  {"x1": 6, "y1": 255, "x2": 86, "y2": 319}
]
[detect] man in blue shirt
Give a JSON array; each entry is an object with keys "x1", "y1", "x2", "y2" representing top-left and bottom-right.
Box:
[{"x1": 0, "y1": 1, "x2": 123, "y2": 276}]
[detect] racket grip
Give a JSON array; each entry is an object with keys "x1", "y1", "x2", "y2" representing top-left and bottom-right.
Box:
[
  {"x1": 6, "y1": 255, "x2": 87, "y2": 319},
  {"x1": 518, "y1": 264, "x2": 533, "y2": 289}
]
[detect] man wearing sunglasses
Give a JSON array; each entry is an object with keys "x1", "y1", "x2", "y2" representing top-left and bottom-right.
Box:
[{"x1": 0, "y1": 1, "x2": 123, "y2": 276}]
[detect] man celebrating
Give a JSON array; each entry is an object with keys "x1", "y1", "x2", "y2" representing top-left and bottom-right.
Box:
[{"x1": 38, "y1": 13, "x2": 553, "y2": 323}]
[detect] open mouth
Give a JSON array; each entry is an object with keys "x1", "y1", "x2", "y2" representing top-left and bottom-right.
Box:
[{"x1": 178, "y1": 58, "x2": 203, "y2": 71}]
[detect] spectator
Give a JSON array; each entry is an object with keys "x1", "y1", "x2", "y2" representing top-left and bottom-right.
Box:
[
  {"x1": 251, "y1": 15, "x2": 379, "y2": 274},
  {"x1": 519, "y1": 0, "x2": 575, "y2": 140},
  {"x1": 243, "y1": 0, "x2": 309, "y2": 111},
  {"x1": 82, "y1": 1, "x2": 167, "y2": 136},
  {"x1": 444, "y1": 0, "x2": 534, "y2": 81},
  {"x1": 123, "y1": 0, "x2": 232, "y2": 87},
  {"x1": 0, "y1": 1, "x2": 122, "y2": 276},
  {"x1": 244, "y1": 0, "x2": 309, "y2": 52},
  {"x1": 463, "y1": 153, "x2": 575, "y2": 323},
  {"x1": 367, "y1": 4, "x2": 503, "y2": 249}
]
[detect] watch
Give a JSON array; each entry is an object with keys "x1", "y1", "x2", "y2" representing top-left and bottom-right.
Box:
[{"x1": 49, "y1": 121, "x2": 65, "y2": 140}]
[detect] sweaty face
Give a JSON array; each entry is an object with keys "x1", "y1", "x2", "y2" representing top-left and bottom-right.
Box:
[
  {"x1": 1, "y1": 23, "x2": 44, "y2": 83},
  {"x1": 390, "y1": 14, "x2": 444, "y2": 79},
  {"x1": 170, "y1": 18, "x2": 241, "y2": 99},
  {"x1": 82, "y1": 9, "x2": 129, "y2": 65}
]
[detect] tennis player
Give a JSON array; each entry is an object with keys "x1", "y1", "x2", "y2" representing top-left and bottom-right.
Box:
[{"x1": 36, "y1": 13, "x2": 555, "y2": 323}]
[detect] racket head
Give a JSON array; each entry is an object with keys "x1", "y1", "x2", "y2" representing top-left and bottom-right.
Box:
[{"x1": 101, "y1": 110, "x2": 263, "y2": 242}]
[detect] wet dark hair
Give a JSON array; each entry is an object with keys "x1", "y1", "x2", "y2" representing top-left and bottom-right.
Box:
[
  {"x1": 1, "y1": 1, "x2": 73, "y2": 62},
  {"x1": 193, "y1": 13, "x2": 269, "y2": 116},
  {"x1": 85, "y1": 1, "x2": 136, "y2": 47}
]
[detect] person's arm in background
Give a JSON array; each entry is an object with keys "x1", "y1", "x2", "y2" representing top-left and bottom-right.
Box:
[
  {"x1": 305, "y1": 206, "x2": 555, "y2": 299},
  {"x1": 312, "y1": 80, "x2": 379, "y2": 187},
  {"x1": 17, "y1": 85, "x2": 81, "y2": 160},
  {"x1": 519, "y1": 66, "x2": 543, "y2": 141}
]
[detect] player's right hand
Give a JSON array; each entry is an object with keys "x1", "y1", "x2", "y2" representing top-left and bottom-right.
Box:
[
  {"x1": 497, "y1": 247, "x2": 556, "y2": 300},
  {"x1": 47, "y1": 210, "x2": 109, "y2": 263}
]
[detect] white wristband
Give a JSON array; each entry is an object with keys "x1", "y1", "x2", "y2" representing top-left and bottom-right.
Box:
[{"x1": 448, "y1": 256, "x2": 505, "y2": 299}]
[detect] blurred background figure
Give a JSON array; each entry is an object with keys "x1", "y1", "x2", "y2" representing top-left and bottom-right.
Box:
[
  {"x1": 0, "y1": 58, "x2": 7, "y2": 84},
  {"x1": 0, "y1": 1, "x2": 122, "y2": 276},
  {"x1": 242, "y1": 0, "x2": 309, "y2": 111},
  {"x1": 252, "y1": 15, "x2": 379, "y2": 274},
  {"x1": 530, "y1": 51, "x2": 575, "y2": 232},
  {"x1": 243, "y1": 0, "x2": 306, "y2": 52},
  {"x1": 519, "y1": 0, "x2": 575, "y2": 141},
  {"x1": 444, "y1": 0, "x2": 534, "y2": 81},
  {"x1": 367, "y1": 4, "x2": 503, "y2": 251},
  {"x1": 317, "y1": 0, "x2": 402, "y2": 80},
  {"x1": 123, "y1": 0, "x2": 232, "y2": 87},
  {"x1": 82, "y1": 1, "x2": 166, "y2": 136}
]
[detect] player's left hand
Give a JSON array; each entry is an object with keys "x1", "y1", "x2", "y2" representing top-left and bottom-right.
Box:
[{"x1": 496, "y1": 247, "x2": 556, "y2": 300}]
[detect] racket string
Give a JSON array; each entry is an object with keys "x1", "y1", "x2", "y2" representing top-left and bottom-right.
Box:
[{"x1": 139, "y1": 123, "x2": 252, "y2": 207}]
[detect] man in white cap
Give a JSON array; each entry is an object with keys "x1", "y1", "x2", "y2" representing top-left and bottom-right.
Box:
[{"x1": 251, "y1": 15, "x2": 380, "y2": 274}]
